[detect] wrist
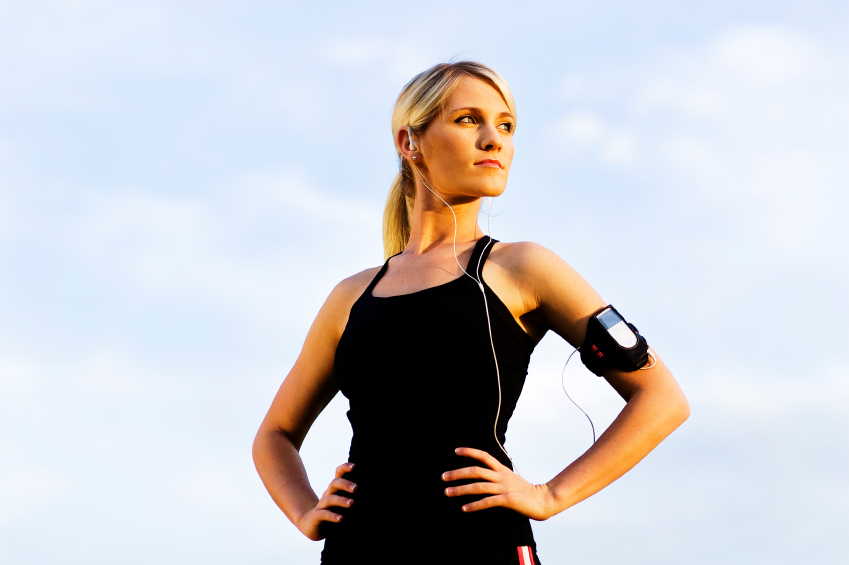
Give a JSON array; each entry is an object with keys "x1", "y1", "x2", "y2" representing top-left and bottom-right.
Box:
[
  {"x1": 288, "y1": 492, "x2": 320, "y2": 533},
  {"x1": 542, "y1": 480, "x2": 572, "y2": 517},
  {"x1": 534, "y1": 483, "x2": 558, "y2": 520},
  {"x1": 293, "y1": 506, "x2": 310, "y2": 532}
]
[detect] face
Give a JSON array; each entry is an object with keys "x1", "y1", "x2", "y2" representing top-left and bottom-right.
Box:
[{"x1": 403, "y1": 77, "x2": 515, "y2": 202}]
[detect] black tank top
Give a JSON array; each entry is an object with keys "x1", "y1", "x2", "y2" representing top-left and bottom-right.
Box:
[{"x1": 322, "y1": 236, "x2": 538, "y2": 562}]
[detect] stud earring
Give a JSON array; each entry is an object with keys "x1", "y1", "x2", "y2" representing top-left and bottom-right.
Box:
[{"x1": 412, "y1": 156, "x2": 417, "y2": 160}]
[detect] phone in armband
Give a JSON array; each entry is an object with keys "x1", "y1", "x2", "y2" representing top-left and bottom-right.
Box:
[
  {"x1": 580, "y1": 305, "x2": 654, "y2": 375},
  {"x1": 595, "y1": 307, "x2": 639, "y2": 348}
]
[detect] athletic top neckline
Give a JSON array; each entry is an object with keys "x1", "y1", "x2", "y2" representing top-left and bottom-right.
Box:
[
  {"x1": 354, "y1": 235, "x2": 533, "y2": 349},
  {"x1": 368, "y1": 236, "x2": 492, "y2": 301}
]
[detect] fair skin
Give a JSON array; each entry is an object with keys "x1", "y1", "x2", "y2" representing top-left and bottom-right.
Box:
[{"x1": 252, "y1": 76, "x2": 690, "y2": 541}]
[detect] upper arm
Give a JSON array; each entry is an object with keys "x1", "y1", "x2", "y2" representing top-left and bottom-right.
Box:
[
  {"x1": 511, "y1": 243, "x2": 687, "y2": 411},
  {"x1": 506, "y1": 242, "x2": 606, "y2": 347},
  {"x1": 257, "y1": 268, "x2": 379, "y2": 449}
]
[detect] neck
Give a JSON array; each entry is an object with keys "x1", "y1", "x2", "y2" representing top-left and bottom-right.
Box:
[{"x1": 405, "y1": 180, "x2": 485, "y2": 256}]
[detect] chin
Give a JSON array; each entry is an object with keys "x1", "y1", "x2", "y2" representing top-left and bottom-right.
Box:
[
  {"x1": 437, "y1": 175, "x2": 507, "y2": 200},
  {"x1": 477, "y1": 181, "x2": 507, "y2": 198},
  {"x1": 454, "y1": 185, "x2": 505, "y2": 199}
]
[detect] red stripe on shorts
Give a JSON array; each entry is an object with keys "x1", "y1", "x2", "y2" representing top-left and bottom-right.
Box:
[{"x1": 517, "y1": 546, "x2": 535, "y2": 565}]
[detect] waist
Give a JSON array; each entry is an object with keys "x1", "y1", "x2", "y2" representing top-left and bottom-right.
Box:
[
  {"x1": 322, "y1": 495, "x2": 535, "y2": 558},
  {"x1": 326, "y1": 444, "x2": 528, "y2": 544},
  {"x1": 346, "y1": 435, "x2": 512, "y2": 489}
]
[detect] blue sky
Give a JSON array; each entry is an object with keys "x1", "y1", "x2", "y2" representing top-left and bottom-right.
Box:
[{"x1": 1, "y1": 1, "x2": 847, "y2": 563}]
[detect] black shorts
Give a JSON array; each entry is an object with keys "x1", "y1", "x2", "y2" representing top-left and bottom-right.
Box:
[{"x1": 321, "y1": 544, "x2": 542, "y2": 565}]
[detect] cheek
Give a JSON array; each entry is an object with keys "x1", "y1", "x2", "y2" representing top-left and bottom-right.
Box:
[
  {"x1": 500, "y1": 142, "x2": 515, "y2": 170},
  {"x1": 435, "y1": 136, "x2": 473, "y2": 171}
]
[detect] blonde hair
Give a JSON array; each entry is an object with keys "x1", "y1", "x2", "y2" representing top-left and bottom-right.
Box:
[{"x1": 382, "y1": 62, "x2": 516, "y2": 259}]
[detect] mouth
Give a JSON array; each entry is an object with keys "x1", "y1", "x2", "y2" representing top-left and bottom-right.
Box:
[{"x1": 474, "y1": 159, "x2": 503, "y2": 169}]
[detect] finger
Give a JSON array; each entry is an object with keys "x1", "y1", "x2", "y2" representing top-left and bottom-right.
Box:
[
  {"x1": 461, "y1": 494, "x2": 508, "y2": 513},
  {"x1": 454, "y1": 447, "x2": 503, "y2": 470},
  {"x1": 318, "y1": 494, "x2": 354, "y2": 509},
  {"x1": 441, "y1": 466, "x2": 499, "y2": 483},
  {"x1": 314, "y1": 508, "x2": 344, "y2": 523},
  {"x1": 335, "y1": 462, "x2": 355, "y2": 478},
  {"x1": 327, "y1": 477, "x2": 358, "y2": 494},
  {"x1": 445, "y1": 481, "x2": 502, "y2": 497}
]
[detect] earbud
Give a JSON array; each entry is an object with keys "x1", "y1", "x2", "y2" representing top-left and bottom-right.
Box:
[{"x1": 407, "y1": 126, "x2": 418, "y2": 151}]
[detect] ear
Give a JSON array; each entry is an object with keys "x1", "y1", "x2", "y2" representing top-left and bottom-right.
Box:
[{"x1": 396, "y1": 127, "x2": 421, "y2": 163}]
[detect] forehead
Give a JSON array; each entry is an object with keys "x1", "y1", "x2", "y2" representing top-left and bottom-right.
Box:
[{"x1": 444, "y1": 77, "x2": 511, "y2": 114}]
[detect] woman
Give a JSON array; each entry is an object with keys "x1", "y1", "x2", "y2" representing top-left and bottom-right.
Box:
[{"x1": 253, "y1": 62, "x2": 690, "y2": 564}]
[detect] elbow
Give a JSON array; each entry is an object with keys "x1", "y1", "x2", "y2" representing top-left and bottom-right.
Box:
[
  {"x1": 252, "y1": 424, "x2": 276, "y2": 471},
  {"x1": 252, "y1": 430, "x2": 265, "y2": 471},
  {"x1": 642, "y1": 384, "x2": 690, "y2": 430},
  {"x1": 671, "y1": 390, "x2": 690, "y2": 427},
  {"x1": 252, "y1": 425, "x2": 301, "y2": 470}
]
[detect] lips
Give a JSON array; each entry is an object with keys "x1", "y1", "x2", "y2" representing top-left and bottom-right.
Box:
[{"x1": 474, "y1": 159, "x2": 503, "y2": 169}]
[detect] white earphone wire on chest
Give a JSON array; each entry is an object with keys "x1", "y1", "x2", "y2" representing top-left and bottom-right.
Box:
[{"x1": 410, "y1": 165, "x2": 515, "y2": 472}]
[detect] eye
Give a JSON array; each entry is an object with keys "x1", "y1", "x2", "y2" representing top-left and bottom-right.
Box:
[
  {"x1": 455, "y1": 115, "x2": 476, "y2": 124},
  {"x1": 499, "y1": 122, "x2": 514, "y2": 133}
]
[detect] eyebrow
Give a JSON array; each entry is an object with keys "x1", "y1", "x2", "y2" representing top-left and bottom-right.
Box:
[{"x1": 448, "y1": 106, "x2": 515, "y2": 120}]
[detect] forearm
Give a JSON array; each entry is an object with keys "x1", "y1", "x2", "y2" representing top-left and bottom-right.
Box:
[
  {"x1": 544, "y1": 375, "x2": 689, "y2": 516},
  {"x1": 252, "y1": 428, "x2": 319, "y2": 527}
]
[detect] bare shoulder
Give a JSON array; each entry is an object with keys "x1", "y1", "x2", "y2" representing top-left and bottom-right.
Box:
[
  {"x1": 491, "y1": 240, "x2": 561, "y2": 263},
  {"x1": 318, "y1": 266, "x2": 383, "y2": 336},
  {"x1": 488, "y1": 241, "x2": 605, "y2": 344},
  {"x1": 331, "y1": 265, "x2": 382, "y2": 303},
  {"x1": 489, "y1": 240, "x2": 581, "y2": 284}
]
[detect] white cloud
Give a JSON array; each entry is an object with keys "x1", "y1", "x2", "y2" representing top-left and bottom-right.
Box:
[
  {"x1": 322, "y1": 37, "x2": 385, "y2": 69},
  {"x1": 560, "y1": 74, "x2": 589, "y2": 99},
  {"x1": 73, "y1": 349, "x2": 164, "y2": 399},
  {"x1": 0, "y1": 138, "x2": 30, "y2": 243},
  {"x1": 0, "y1": 2, "x2": 219, "y2": 111},
  {"x1": 711, "y1": 25, "x2": 816, "y2": 89},
  {"x1": 240, "y1": 170, "x2": 378, "y2": 228},
  {"x1": 635, "y1": 79, "x2": 729, "y2": 118},
  {"x1": 698, "y1": 369, "x2": 849, "y2": 417},
  {"x1": 0, "y1": 467, "x2": 74, "y2": 525},
  {"x1": 551, "y1": 24, "x2": 849, "y2": 263},
  {"x1": 0, "y1": 354, "x2": 40, "y2": 400},
  {"x1": 319, "y1": 35, "x2": 434, "y2": 86},
  {"x1": 0, "y1": 168, "x2": 381, "y2": 328},
  {"x1": 557, "y1": 110, "x2": 608, "y2": 144},
  {"x1": 551, "y1": 110, "x2": 637, "y2": 165}
]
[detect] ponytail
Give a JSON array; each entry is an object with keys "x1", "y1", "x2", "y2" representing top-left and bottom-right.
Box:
[{"x1": 382, "y1": 162, "x2": 414, "y2": 259}]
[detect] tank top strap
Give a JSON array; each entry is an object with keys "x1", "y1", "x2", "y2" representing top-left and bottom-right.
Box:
[
  {"x1": 467, "y1": 235, "x2": 498, "y2": 281},
  {"x1": 363, "y1": 254, "x2": 397, "y2": 297},
  {"x1": 361, "y1": 239, "x2": 495, "y2": 305}
]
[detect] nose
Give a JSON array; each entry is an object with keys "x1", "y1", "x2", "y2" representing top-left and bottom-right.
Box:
[{"x1": 478, "y1": 124, "x2": 502, "y2": 153}]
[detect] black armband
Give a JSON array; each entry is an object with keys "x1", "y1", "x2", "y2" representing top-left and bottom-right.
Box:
[{"x1": 580, "y1": 305, "x2": 650, "y2": 376}]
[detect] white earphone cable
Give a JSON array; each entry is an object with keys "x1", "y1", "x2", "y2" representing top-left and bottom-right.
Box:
[
  {"x1": 411, "y1": 166, "x2": 515, "y2": 472},
  {"x1": 561, "y1": 348, "x2": 596, "y2": 444}
]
